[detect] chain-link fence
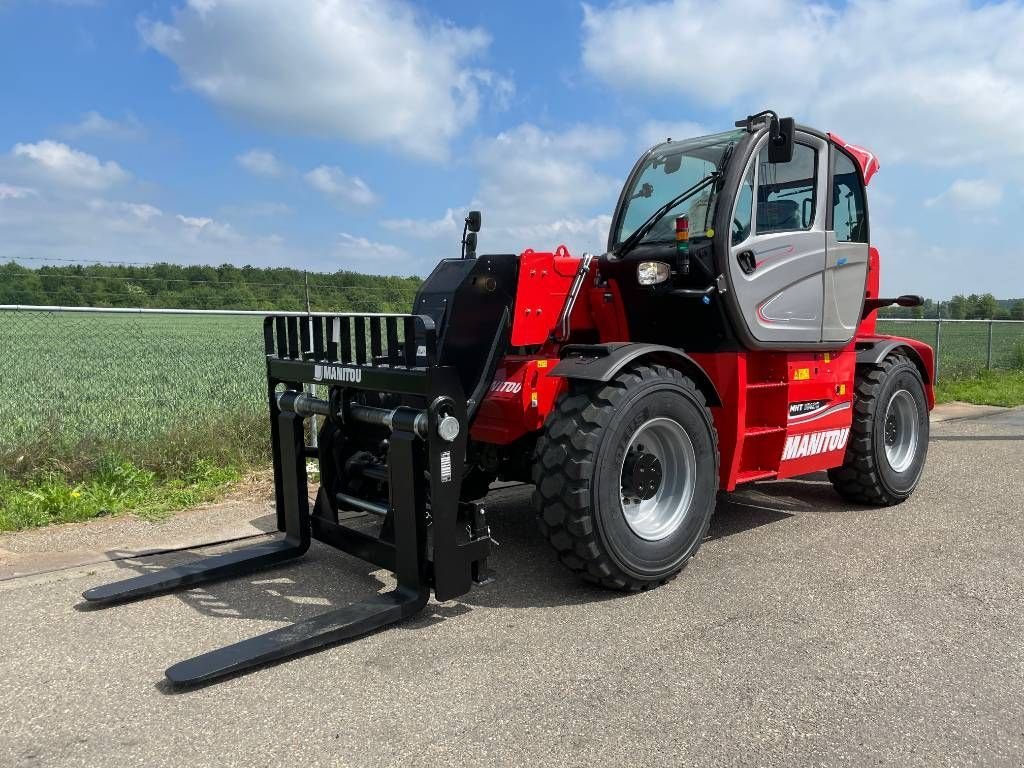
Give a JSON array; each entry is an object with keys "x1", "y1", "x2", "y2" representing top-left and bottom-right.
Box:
[
  {"x1": 0, "y1": 308, "x2": 274, "y2": 459},
  {"x1": 876, "y1": 319, "x2": 1024, "y2": 380},
  {"x1": 2, "y1": 307, "x2": 1022, "y2": 467}
]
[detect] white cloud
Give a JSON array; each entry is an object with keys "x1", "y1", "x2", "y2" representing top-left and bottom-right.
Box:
[
  {"x1": 60, "y1": 111, "x2": 145, "y2": 141},
  {"x1": 581, "y1": 0, "x2": 1024, "y2": 170},
  {"x1": 0, "y1": 183, "x2": 37, "y2": 200},
  {"x1": 473, "y1": 124, "x2": 621, "y2": 224},
  {"x1": 305, "y1": 165, "x2": 376, "y2": 206},
  {"x1": 176, "y1": 214, "x2": 214, "y2": 229},
  {"x1": 122, "y1": 202, "x2": 163, "y2": 221},
  {"x1": 0, "y1": 193, "x2": 310, "y2": 271},
  {"x1": 236, "y1": 149, "x2": 286, "y2": 177},
  {"x1": 12, "y1": 140, "x2": 129, "y2": 190},
  {"x1": 382, "y1": 208, "x2": 462, "y2": 239},
  {"x1": 334, "y1": 232, "x2": 407, "y2": 266},
  {"x1": 925, "y1": 178, "x2": 1003, "y2": 209},
  {"x1": 139, "y1": 0, "x2": 505, "y2": 159},
  {"x1": 90, "y1": 199, "x2": 164, "y2": 222},
  {"x1": 379, "y1": 124, "x2": 622, "y2": 259}
]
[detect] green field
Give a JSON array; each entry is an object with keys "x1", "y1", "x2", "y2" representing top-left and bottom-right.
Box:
[
  {"x1": 0, "y1": 311, "x2": 275, "y2": 486},
  {"x1": 0, "y1": 311, "x2": 267, "y2": 447},
  {"x1": 0, "y1": 310, "x2": 1021, "y2": 531},
  {"x1": 1, "y1": 312, "x2": 1021, "y2": 460}
]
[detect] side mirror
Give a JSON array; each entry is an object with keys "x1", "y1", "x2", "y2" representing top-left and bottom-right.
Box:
[
  {"x1": 768, "y1": 117, "x2": 795, "y2": 164},
  {"x1": 631, "y1": 182, "x2": 654, "y2": 200},
  {"x1": 462, "y1": 210, "x2": 482, "y2": 259}
]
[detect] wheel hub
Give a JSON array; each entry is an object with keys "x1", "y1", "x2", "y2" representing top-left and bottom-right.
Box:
[
  {"x1": 882, "y1": 389, "x2": 919, "y2": 473},
  {"x1": 619, "y1": 417, "x2": 697, "y2": 541},
  {"x1": 622, "y1": 450, "x2": 663, "y2": 501}
]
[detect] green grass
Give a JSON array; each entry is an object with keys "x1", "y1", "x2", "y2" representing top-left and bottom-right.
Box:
[
  {"x1": 935, "y1": 370, "x2": 1024, "y2": 408},
  {"x1": 0, "y1": 457, "x2": 241, "y2": 532},
  {"x1": 0, "y1": 311, "x2": 277, "y2": 530}
]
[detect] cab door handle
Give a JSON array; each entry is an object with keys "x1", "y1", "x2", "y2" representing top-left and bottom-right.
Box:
[{"x1": 737, "y1": 250, "x2": 756, "y2": 275}]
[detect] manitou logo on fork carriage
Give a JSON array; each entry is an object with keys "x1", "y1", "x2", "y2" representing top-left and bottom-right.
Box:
[
  {"x1": 313, "y1": 364, "x2": 362, "y2": 384},
  {"x1": 781, "y1": 427, "x2": 850, "y2": 461}
]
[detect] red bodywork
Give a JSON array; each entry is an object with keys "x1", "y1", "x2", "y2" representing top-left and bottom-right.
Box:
[{"x1": 470, "y1": 138, "x2": 935, "y2": 491}]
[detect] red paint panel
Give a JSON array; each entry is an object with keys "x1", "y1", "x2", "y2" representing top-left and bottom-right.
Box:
[
  {"x1": 857, "y1": 246, "x2": 881, "y2": 337},
  {"x1": 470, "y1": 356, "x2": 566, "y2": 445},
  {"x1": 511, "y1": 247, "x2": 582, "y2": 347},
  {"x1": 828, "y1": 132, "x2": 880, "y2": 186}
]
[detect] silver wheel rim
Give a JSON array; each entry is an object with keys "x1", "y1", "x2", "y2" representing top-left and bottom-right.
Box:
[
  {"x1": 620, "y1": 417, "x2": 696, "y2": 541},
  {"x1": 883, "y1": 389, "x2": 919, "y2": 473}
]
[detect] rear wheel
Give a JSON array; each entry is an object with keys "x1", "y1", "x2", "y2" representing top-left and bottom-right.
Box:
[
  {"x1": 532, "y1": 364, "x2": 719, "y2": 590},
  {"x1": 828, "y1": 352, "x2": 930, "y2": 505}
]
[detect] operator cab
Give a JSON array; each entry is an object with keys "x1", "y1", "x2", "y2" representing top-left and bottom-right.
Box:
[{"x1": 603, "y1": 112, "x2": 873, "y2": 351}]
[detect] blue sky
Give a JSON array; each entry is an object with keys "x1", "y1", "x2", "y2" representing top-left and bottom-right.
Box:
[{"x1": 0, "y1": 0, "x2": 1021, "y2": 298}]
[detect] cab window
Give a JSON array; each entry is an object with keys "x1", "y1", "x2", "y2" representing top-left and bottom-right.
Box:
[
  {"x1": 832, "y1": 151, "x2": 868, "y2": 242},
  {"x1": 732, "y1": 163, "x2": 754, "y2": 245},
  {"x1": 756, "y1": 143, "x2": 816, "y2": 234}
]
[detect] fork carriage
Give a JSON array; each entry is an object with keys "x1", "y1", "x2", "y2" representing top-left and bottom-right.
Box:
[{"x1": 84, "y1": 312, "x2": 493, "y2": 686}]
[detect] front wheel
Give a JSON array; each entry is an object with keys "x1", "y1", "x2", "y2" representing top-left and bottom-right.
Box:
[
  {"x1": 532, "y1": 364, "x2": 719, "y2": 591},
  {"x1": 828, "y1": 352, "x2": 930, "y2": 505}
]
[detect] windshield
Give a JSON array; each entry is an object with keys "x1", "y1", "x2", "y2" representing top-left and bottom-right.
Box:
[{"x1": 613, "y1": 129, "x2": 743, "y2": 248}]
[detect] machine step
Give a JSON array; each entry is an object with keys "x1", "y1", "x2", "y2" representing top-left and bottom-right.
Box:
[
  {"x1": 743, "y1": 425, "x2": 786, "y2": 437},
  {"x1": 745, "y1": 381, "x2": 787, "y2": 390},
  {"x1": 735, "y1": 469, "x2": 778, "y2": 484}
]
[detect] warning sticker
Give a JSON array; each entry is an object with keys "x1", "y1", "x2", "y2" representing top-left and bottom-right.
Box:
[{"x1": 440, "y1": 451, "x2": 452, "y2": 483}]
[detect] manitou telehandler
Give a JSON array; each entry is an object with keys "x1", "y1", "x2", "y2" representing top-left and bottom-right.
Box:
[{"x1": 84, "y1": 111, "x2": 934, "y2": 685}]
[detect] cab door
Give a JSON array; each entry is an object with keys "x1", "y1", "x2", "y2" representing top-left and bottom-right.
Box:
[
  {"x1": 727, "y1": 132, "x2": 830, "y2": 345},
  {"x1": 822, "y1": 148, "x2": 870, "y2": 342}
]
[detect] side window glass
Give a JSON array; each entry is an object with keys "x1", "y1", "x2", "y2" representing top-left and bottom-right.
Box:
[
  {"x1": 756, "y1": 143, "x2": 816, "y2": 234},
  {"x1": 832, "y1": 151, "x2": 867, "y2": 242},
  {"x1": 732, "y1": 164, "x2": 754, "y2": 245}
]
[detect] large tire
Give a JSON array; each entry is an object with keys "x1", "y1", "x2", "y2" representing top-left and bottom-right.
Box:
[
  {"x1": 828, "y1": 352, "x2": 930, "y2": 505},
  {"x1": 532, "y1": 364, "x2": 719, "y2": 591}
]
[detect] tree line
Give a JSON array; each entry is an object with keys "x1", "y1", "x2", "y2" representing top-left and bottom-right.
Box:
[
  {"x1": 1, "y1": 261, "x2": 1021, "y2": 320},
  {"x1": 0, "y1": 261, "x2": 422, "y2": 312},
  {"x1": 879, "y1": 294, "x2": 1024, "y2": 320}
]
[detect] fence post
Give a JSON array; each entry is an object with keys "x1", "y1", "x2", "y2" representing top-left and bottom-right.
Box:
[
  {"x1": 934, "y1": 319, "x2": 942, "y2": 382},
  {"x1": 304, "y1": 271, "x2": 318, "y2": 451},
  {"x1": 987, "y1": 320, "x2": 994, "y2": 370}
]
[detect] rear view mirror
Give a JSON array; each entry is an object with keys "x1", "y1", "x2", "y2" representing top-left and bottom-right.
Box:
[
  {"x1": 663, "y1": 154, "x2": 681, "y2": 174},
  {"x1": 466, "y1": 210, "x2": 482, "y2": 233},
  {"x1": 631, "y1": 182, "x2": 654, "y2": 200},
  {"x1": 768, "y1": 117, "x2": 795, "y2": 164}
]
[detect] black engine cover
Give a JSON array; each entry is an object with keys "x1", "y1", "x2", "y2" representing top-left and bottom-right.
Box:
[{"x1": 413, "y1": 254, "x2": 518, "y2": 400}]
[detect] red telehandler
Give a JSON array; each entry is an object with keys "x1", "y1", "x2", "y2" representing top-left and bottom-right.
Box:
[{"x1": 84, "y1": 111, "x2": 934, "y2": 685}]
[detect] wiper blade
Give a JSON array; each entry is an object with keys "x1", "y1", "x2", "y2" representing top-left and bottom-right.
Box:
[{"x1": 614, "y1": 171, "x2": 720, "y2": 259}]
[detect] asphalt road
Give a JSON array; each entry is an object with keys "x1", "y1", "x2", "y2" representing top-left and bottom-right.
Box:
[{"x1": 2, "y1": 408, "x2": 1022, "y2": 767}]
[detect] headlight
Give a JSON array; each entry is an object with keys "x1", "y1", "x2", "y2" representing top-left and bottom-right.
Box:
[{"x1": 637, "y1": 261, "x2": 671, "y2": 286}]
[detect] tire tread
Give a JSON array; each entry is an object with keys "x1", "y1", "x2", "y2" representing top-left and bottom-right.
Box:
[{"x1": 531, "y1": 364, "x2": 719, "y2": 591}]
